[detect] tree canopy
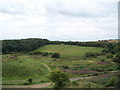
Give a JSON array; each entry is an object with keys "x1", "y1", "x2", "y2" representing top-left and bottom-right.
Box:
[{"x1": 49, "y1": 70, "x2": 70, "y2": 88}]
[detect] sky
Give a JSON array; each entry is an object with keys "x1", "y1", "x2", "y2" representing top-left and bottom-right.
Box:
[{"x1": 0, "y1": 0, "x2": 119, "y2": 41}]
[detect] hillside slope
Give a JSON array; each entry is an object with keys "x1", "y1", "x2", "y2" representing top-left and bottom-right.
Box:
[{"x1": 35, "y1": 44, "x2": 103, "y2": 59}]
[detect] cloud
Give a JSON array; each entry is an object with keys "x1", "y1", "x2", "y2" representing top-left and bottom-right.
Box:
[{"x1": 0, "y1": 0, "x2": 118, "y2": 41}]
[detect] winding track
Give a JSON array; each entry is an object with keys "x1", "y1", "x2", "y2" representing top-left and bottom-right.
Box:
[{"x1": 41, "y1": 62, "x2": 51, "y2": 72}]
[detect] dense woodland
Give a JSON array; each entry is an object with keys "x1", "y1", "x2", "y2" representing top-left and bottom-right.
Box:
[
  {"x1": 2, "y1": 38, "x2": 113, "y2": 54},
  {"x1": 2, "y1": 38, "x2": 49, "y2": 54}
]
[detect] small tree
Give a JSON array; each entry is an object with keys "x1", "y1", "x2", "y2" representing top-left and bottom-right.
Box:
[
  {"x1": 49, "y1": 70, "x2": 70, "y2": 88},
  {"x1": 51, "y1": 53, "x2": 60, "y2": 58}
]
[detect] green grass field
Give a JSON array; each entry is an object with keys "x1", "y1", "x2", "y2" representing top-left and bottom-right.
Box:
[
  {"x1": 2, "y1": 44, "x2": 117, "y2": 88},
  {"x1": 35, "y1": 44, "x2": 103, "y2": 59}
]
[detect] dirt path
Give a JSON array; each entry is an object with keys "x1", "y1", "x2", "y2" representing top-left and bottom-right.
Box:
[
  {"x1": 41, "y1": 62, "x2": 51, "y2": 72},
  {"x1": 4, "y1": 72, "x2": 117, "y2": 88},
  {"x1": 4, "y1": 76, "x2": 95, "y2": 88},
  {"x1": 7, "y1": 82, "x2": 52, "y2": 88}
]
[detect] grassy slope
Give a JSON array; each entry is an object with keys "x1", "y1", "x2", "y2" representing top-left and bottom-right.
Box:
[
  {"x1": 3, "y1": 44, "x2": 106, "y2": 86},
  {"x1": 2, "y1": 54, "x2": 50, "y2": 85}
]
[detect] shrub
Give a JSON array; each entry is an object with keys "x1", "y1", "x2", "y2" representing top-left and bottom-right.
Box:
[
  {"x1": 85, "y1": 52, "x2": 97, "y2": 58},
  {"x1": 61, "y1": 65, "x2": 69, "y2": 69},
  {"x1": 51, "y1": 53, "x2": 60, "y2": 58},
  {"x1": 101, "y1": 49, "x2": 109, "y2": 54},
  {"x1": 42, "y1": 52, "x2": 49, "y2": 56},
  {"x1": 24, "y1": 78, "x2": 33, "y2": 85},
  {"x1": 101, "y1": 59, "x2": 105, "y2": 62},
  {"x1": 28, "y1": 78, "x2": 33, "y2": 84},
  {"x1": 50, "y1": 52, "x2": 53, "y2": 55},
  {"x1": 106, "y1": 53, "x2": 113, "y2": 58},
  {"x1": 24, "y1": 83, "x2": 28, "y2": 85},
  {"x1": 111, "y1": 50, "x2": 116, "y2": 54}
]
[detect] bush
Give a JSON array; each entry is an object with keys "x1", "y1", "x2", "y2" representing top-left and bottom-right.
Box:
[
  {"x1": 101, "y1": 49, "x2": 109, "y2": 54},
  {"x1": 28, "y1": 78, "x2": 33, "y2": 84},
  {"x1": 101, "y1": 59, "x2": 105, "y2": 62},
  {"x1": 61, "y1": 65, "x2": 69, "y2": 69},
  {"x1": 101, "y1": 51, "x2": 106, "y2": 55},
  {"x1": 51, "y1": 53, "x2": 60, "y2": 58},
  {"x1": 50, "y1": 52, "x2": 53, "y2": 55},
  {"x1": 85, "y1": 52, "x2": 98, "y2": 58},
  {"x1": 111, "y1": 50, "x2": 116, "y2": 54},
  {"x1": 106, "y1": 53, "x2": 113, "y2": 58},
  {"x1": 42, "y1": 52, "x2": 49, "y2": 56},
  {"x1": 24, "y1": 78, "x2": 33, "y2": 85}
]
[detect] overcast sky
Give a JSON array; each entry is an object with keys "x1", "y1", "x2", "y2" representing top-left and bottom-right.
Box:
[{"x1": 0, "y1": 0, "x2": 119, "y2": 41}]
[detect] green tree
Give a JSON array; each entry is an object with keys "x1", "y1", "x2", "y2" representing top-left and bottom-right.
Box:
[{"x1": 49, "y1": 70, "x2": 70, "y2": 88}]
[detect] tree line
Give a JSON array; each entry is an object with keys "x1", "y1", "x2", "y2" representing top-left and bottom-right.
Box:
[
  {"x1": 2, "y1": 38, "x2": 113, "y2": 54},
  {"x1": 2, "y1": 38, "x2": 49, "y2": 54}
]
